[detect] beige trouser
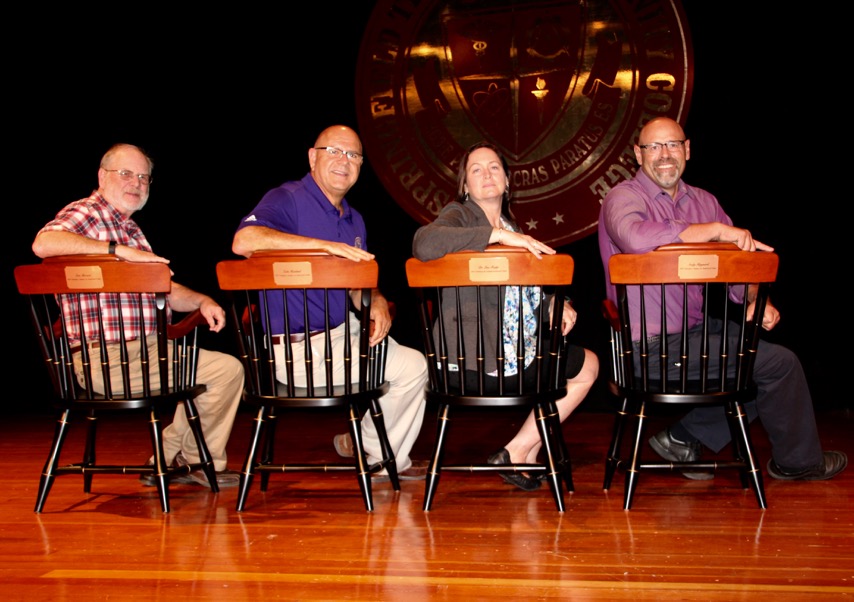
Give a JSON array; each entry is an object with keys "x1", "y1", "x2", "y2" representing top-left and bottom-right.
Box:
[
  {"x1": 74, "y1": 340, "x2": 244, "y2": 471},
  {"x1": 273, "y1": 314, "x2": 427, "y2": 472}
]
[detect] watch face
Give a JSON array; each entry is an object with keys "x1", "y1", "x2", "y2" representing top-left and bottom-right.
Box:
[{"x1": 356, "y1": 0, "x2": 692, "y2": 247}]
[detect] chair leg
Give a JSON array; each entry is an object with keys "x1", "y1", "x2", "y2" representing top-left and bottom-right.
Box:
[
  {"x1": 34, "y1": 409, "x2": 72, "y2": 513},
  {"x1": 724, "y1": 403, "x2": 748, "y2": 488},
  {"x1": 623, "y1": 401, "x2": 647, "y2": 510},
  {"x1": 183, "y1": 397, "x2": 219, "y2": 493},
  {"x1": 423, "y1": 404, "x2": 450, "y2": 512},
  {"x1": 349, "y1": 405, "x2": 374, "y2": 512},
  {"x1": 368, "y1": 397, "x2": 400, "y2": 490},
  {"x1": 147, "y1": 406, "x2": 171, "y2": 513},
  {"x1": 603, "y1": 397, "x2": 629, "y2": 491},
  {"x1": 82, "y1": 409, "x2": 97, "y2": 493},
  {"x1": 535, "y1": 403, "x2": 565, "y2": 512},
  {"x1": 731, "y1": 402, "x2": 767, "y2": 509},
  {"x1": 259, "y1": 408, "x2": 278, "y2": 491},
  {"x1": 236, "y1": 406, "x2": 267, "y2": 512},
  {"x1": 546, "y1": 400, "x2": 573, "y2": 492}
]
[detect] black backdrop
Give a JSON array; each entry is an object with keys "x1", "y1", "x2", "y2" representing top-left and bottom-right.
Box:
[{"x1": 7, "y1": 4, "x2": 841, "y2": 411}]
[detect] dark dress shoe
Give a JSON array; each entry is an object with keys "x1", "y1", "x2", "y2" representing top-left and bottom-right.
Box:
[
  {"x1": 649, "y1": 428, "x2": 714, "y2": 481},
  {"x1": 767, "y1": 451, "x2": 848, "y2": 481},
  {"x1": 487, "y1": 448, "x2": 542, "y2": 492},
  {"x1": 500, "y1": 472, "x2": 542, "y2": 491}
]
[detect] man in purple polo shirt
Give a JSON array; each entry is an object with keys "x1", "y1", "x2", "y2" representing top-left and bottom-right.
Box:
[
  {"x1": 598, "y1": 116, "x2": 846, "y2": 481},
  {"x1": 232, "y1": 125, "x2": 428, "y2": 482}
]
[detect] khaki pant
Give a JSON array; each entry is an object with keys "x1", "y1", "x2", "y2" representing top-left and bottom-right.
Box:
[
  {"x1": 273, "y1": 314, "x2": 427, "y2": 472},
  {"x1": 74, "y1": 339, "x2": 244, "y2": 471}
]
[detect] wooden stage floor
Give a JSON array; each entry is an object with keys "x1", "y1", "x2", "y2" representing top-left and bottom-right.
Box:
[{"x1": 1, "y1": 403, "x2": 851, "y2": 601}]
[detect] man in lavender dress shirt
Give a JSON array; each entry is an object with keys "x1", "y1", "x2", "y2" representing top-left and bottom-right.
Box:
[{"x1": 597, "y1": 116, "x2": 846, "y2": 481}]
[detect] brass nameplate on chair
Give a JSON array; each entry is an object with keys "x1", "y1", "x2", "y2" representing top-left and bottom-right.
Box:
[
  {"x1": 64, "y1": 266, "x2": 105, "y2": 289},
  {"x1": 273, "y1": 261, "x2": 313, "y2": 285},
  {"x1": 678, "y1": 254, "x2": 719, "y2": 279},
  {"x1": 468, "y1": 257, "x2": 510, "y2": 282}
]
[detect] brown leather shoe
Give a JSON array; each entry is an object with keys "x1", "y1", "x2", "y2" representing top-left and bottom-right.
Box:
[
  {"x1": 399, "y1": 459, "x2": 429, "y2": 481},
  {"x1": 334, "y1": 433, "x2": 354, "y2": 458},
  {"x1": 372, "y1": 460, "x2": 429, "y2": 483},
  {"x1": 139, "y1": 452, "x2": 239, "y2": 488},
  {"x1": 173, "y1": 452, "x2": 240, "y2": 488}
]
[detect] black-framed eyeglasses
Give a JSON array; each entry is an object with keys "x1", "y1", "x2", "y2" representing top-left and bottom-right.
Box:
[
  {"x1": 314, "y1": 146, "x2": 364, "y2": 164},
  {"x1": 102, "y1": 168, "x2": 153, "y2": 185},
  {"x1": 638, "y1": 140, "x2": 685, "y2": 154}
]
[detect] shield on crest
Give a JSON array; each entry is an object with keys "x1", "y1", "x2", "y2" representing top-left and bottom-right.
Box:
[{"x1": 443, "y1": 1, "x2": 584, "y2": 161}]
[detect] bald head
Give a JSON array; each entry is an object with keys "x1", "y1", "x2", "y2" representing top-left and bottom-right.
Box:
[
  {"x1": 314, "y1": 125, "x2": 361, "y2": 150},
  {"x1": 638, "y1": 117, "x2": 686, "y2": 146}
]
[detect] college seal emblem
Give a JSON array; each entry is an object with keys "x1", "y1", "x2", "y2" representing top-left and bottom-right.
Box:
[{"x1": 355, "y1": 0, "x2": 692, "y2": 246}]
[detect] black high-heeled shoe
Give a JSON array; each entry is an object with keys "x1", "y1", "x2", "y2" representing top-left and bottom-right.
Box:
[{"x1": 487, "y1": 448, "x2": 542, "y2": 492}]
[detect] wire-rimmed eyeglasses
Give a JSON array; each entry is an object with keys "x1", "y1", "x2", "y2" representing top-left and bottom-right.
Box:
[
  {"x1": 314, "y1": 146, "x2": 364, "y2": 164},
  {"x1": 102, "y1": 168, "x2": 153, "y2": 185},
  {"x1": 638, "y1": 140, "x2": 685, "y2": 154}
]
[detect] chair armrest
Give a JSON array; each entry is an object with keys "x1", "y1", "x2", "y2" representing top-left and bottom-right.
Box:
[
  {"x1": 250, "y1": 249, "x2": 331, "y2": 258},
  {"x1": 168, "y1": 309, "x2": 206, "y2": 339},
  {"x1": 601, "y1": 299, "x2": 620, "y2": 331},
  {"x1": 654, "y1": 242, "x2": 740, "y2": 252},
  {"x1": 42, "y1": 254, "x2": 122, "y2": 263}
]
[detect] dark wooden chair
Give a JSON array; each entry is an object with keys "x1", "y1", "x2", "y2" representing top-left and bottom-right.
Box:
[
  {"x1": 601, "y1": 243, "x2": 778, "y2": 509},
  {"x1": 14, "y1": 255, "x2": 218, "y2": 513},
  {"x1": 215, "y1": 250, "x2": 399, "y2": 512},
  {"x1": 405, "y1": 247, "x2": 575, "y2": 512}
]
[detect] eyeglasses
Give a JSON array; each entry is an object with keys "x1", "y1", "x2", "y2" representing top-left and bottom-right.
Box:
[
  {"x1": 314, "y1": 146, "x2": 364, "y2": 164},
  {"x1": 102, "y1": 168, "x2": 153, "y2": 185},
  {"x1": 638, "y1": 140, "x2": 685, "y2": 154}
]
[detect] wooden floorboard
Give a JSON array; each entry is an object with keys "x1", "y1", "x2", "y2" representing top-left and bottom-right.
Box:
[{"x1": 1, "y1": 403, "x2": 852, "y2": 600}]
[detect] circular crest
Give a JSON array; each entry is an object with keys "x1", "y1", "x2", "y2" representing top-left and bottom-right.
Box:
[{"x1": 356, "y1": 0, "x2": 692, "y2": 246}]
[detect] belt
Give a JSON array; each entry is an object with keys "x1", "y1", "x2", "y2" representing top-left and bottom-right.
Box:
[
  {"x1": 69, "y1": 341, "x2": 102, "y2": 355},
  {"x1": 271, "y1": 330, "x2": 324, "y2": 345}
]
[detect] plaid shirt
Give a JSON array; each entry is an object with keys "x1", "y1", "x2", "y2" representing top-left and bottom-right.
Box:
[{"x1": 39, "y1": 192, "x2": 169, "y2": 346}]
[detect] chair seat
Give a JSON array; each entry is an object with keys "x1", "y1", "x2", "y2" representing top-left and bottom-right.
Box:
[
  {"x1": 426, "y1": 388, "x2": 566, "y2": 407},
  {"x1": 51, "y1": 384, "x2": 208, "y2": 411},
  {"x1": 609, "y1": 382, "x2": 757, "y2": 404},
  {"x1": 241, "y1": 382, "x2": 390, "y2": 409}
]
